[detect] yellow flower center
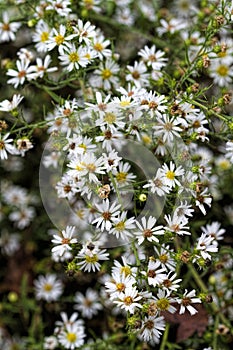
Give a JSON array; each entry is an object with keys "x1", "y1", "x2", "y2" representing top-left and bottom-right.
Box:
[
  {"x1": 123, "y1": 296, "x2": 133, "y2": 305},
  {"x1": 156, "y1": 298, "x2": 170, "y2": 310},
  {"x1": 218, "y1": 159, "x2": 230, "y2": 170},
  {"x1": 69, "y1": 52, "x2": 79, "y2": 62},
  {"x1": 85, "y1": 254, "x2": 98, "y2": 263},
  {"x1": 43, "y1": 283, "x2": 52, "y2": 292},
  {"x1": 166, "y1": 170, "x2": 175, "y2": 180},
  {"x1": 114, "y1": 221, "x2": 125, "y2": 231},
  {"x1": 40, "y1": 31, "x2": 49, "y2": 42},
  {"x1": 120, "y1": 266, "x2": 131, "y2": 276},
  {"x1": 120, "y1": 100, "x2": 130, "y2": 107},
  {"x1": 216, "y1": 65, "x2": 228, "y2": 77},
  {"x1": 75, "y1": 162, "x2": 85, "y2": 171},
  {"x1": 85, "y1": 163, "x2": 96, "y2": 172},
  {"x1": 66, "y1": 332, "x2": 77, "y2": 343},
  {"x1": 101, "y1": 69, "x2": 112, "y2": 79},
  {"x1": 116, "y1": 282, "x2": 125, "y2": 291},
  {"x1": 104, "y1": 112, "x2": 116, "y2": 124},
  {"x1": 55, "y1": 34, "x2": 64, "y2": 45},
  {"x1": 94, "y1": 43, "x2": 103, "y2": 52},
  {"x1": 116, "y1": 172, "x2": 127, "y2": 183},
  {"x1": 159, "y1": 254, "x2": 168, "y2": 263}
]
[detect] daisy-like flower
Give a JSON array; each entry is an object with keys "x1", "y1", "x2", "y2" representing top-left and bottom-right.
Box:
[
  {"x1": 92, "y1": 199, "x2": 121, "y2": 231},
  {"x1": 56, "y1": 174, "x2": 79, "y2": 200},
  {"x1": 34, "y1": 274, "x2": 63, "y2": 302},
  {"x1": 154, "y1": 244, "x2": 176, "y2": 271},
  {"x1": 0, "y1": 231, "x2": 20, "y2": 256},
  {"x1": 201, "y1": 221, "x2": 225, "y2": 242},
  {"x1": 112, "y1": 161, "x2": 136, "y2": 188},
  {"x1": 143, "y1": 168, "x2": 170, "y2": 197},
  {"x1": 95, "y1": 108, "x2": 125, "y2": 131},
  {"x1": 7, "y1": 59, "x2": 37, "y2": 88},
  {"x1": 161, "y1": 271, "x2": 182, "y2": 292},
  {"x1": 138, "y1": 45, "x2": 167, "y2": 70},
  {"x1": 126, "y1": 61, "x2": 149, "y2": 88},
  {"x1": 225, "y1": 140, "x2": 233, "y2": 163},
  {"x1": 112, "y1": 256, "x2": 138, "y2": 278},
  {"x1": 113, "y1": 286, "x2": 142, "y2": 314},
  {"x1": 0, "y1": 12, "x2": 21, "y2": 42},
  {"x1": 109, "y1": 211, "x2": 136, "y2": 240},
  {"x1": 0, "y1": 133, "x2": 15, "y2": 160},
  {"x1": 195, "y1": 232, "x2": 218, "y2": 260},
  {"x1": 74, "y1": 288, "x2": 103, "y2": 319},
  {"x1": 157, "y1": 18, "x2": 187, "y2": 36},
  {"x1": 105, "y1": 271, "x2": 136, "y2": 299},
  {"x1": 160, "y1": 161, "x2": 184, "y2": 188},
  {"x1": 138, "y1": 315, "x2": 165, "y2": 344},
  {"x1": 55, "y1": 312, "x2": 82, "y2": 331},
  {"x1": 195, "y1": 188, "x2": 212, "y2": 215},
  {"x1": 57, "y1": 323, "x2": 86, "y2": 349},
  {"x1": 102, "y1": 149, "x2": 122, "y2": 171},
  {"x1": 76, "y1": 246, "x2": 109, "y2": 272},
  {"x1": 46, "y1": 24, "x2": 77, "y2": 54},
  {"x1": 92, "y1": 34, "x2": 112, "y2": 59},
  {"x1": 209, "y1": 60, "x2": 233, "y2": 87},
  {"x1": 153, "y1": 289, "x2": 177, "y2": 314},
  {"x1": 141, "y1": 258, "x2": 167, "y2": 287},
  {"x1": 46, "y1": 0, "x2": 72, "y2": 17},
  {"x1": 68, "y1": 152, "x2": 105, "y2": 183},
  {"x1": 9, "y1": 206, "x2": 35, "y2": 229},
  {"x1": 85, "y1": 91, "x2": 112, "y2": 116},
  {"x1": 64, "y1": 134, "x2": 96, "y2": 157},
  {"x1": 164, "y1": 213, "x2": 191, "y2": 236},
  {"x1": 32, "y1": 20, "x2": 50, "y2": 52},
  {"x1": 139, "y1": 91, "x2": 168, "y2": 118},
  {"x1": 177, "y1": 289, "x2": 201, "y2": 315},
  {"x1": 59, "y1": 44, "x2": 89, "y2": 71},
  {"x1": 0, "y1": 94, "x2": 24, "y2": 112},
  {"x1": 134, "y1": 216, "x2": 164, "y2": 245},
  {"x1": 74, "y1": 19, "x2": 96, "y2": 45},
  {"x1": 51, "y1": 226, "x2": 77, "y2": 257},
  {"x1": 33, "y1": 55, "x2": 58, "y2": 78},
  {"x1": 153, "y1": 115, "x2": 182, "y2": 144},
  {"x1": 43, "y1": 336, "x2": 58, "y2": 350},
  {"x1": 93, "y1": 59, "x2": 120, "y2": 90}
]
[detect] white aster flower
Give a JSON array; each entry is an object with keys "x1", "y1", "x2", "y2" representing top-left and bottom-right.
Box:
[
  {"x1": 134, "y1": 216, "x2": 164, "y2": 245},
  {"x1": 109, "y1": 211, "x2": 136, "y2": 240},
  {"x1": 138, "y1": 315, "x2": 165, "y2": 344},
  {"x1": 177, "y1": 289, "x2": 201, "y2": 315},
  {"x1": 92, "y1": 199, "x2": 121, "y2": 231},
  {"x1": 113, "y1": 286, "x2": 142, "y2": 314},
  {"x1": 57, "y1": 323, "x2": 85, "y2": 349},
  {"x1": 34, "y1": 274, "x2": 63, "y2": 301},
  {"x1": 105, "y1": 272, "x2": 136, "y2": 299},
  {"x1": 141, "y1": 259, "x2": 167, "y2": 287},
  {"x1": 74, "y1": 288, "x2": 103, "y2": 319},
  {"x1": 76, "y1": 246, "x2": 109, "y2": 272},
  {"x1": 7, "y1": 59, "x2": 37, "y2": 88},
  {"x1": 195, "y1": 232, "x2": 218, "y2": 260},
  {"x1": 0, "y1": 94, "x2": 24, "y2": 112},
  {"x1": 0, "y1": 12, "x2": 21, "y2": 42},
  {"x1": 0, "y1": 133, "x2": 15, "y2": 160},
  {"x1": 51, "y1": 226, "x2": 77, "y2": 257}
]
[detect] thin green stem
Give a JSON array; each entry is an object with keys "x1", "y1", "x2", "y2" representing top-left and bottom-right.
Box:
[
  {"x1": 213, "y1": 314, "x2": 219, "y2": 350},
  {"x1": 131, "y1": 241, "x2": 141, "y2": 268},
  {"x1": 160, "y1": 323, "x2": 170, "y2": 350}
]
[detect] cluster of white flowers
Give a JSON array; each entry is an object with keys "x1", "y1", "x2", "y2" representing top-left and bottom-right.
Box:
[{"x1": 1, "y1": 0, "x2": 233, "y2": 349}]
